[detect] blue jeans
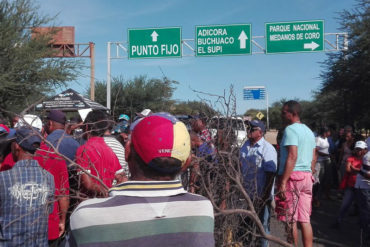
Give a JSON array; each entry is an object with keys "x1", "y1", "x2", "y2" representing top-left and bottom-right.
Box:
[
  {"x1": 259, "y1": 203, "x2": 271, "y2": 247},
  {"x1": 355, "y1": 188, "x2": 370, "y2": 246},
  {"x1": 337, "y1": 187, "x2": 356, "y2": 223}
]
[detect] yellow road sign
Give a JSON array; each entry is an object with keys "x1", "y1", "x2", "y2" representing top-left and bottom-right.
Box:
[{"x1": 256, "y1": 112, "x2": 264, "y2": 120}]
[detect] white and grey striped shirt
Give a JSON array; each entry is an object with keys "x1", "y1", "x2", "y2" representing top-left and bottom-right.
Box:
[{"x1": 103, "y1": 136, "x2": 130, "y2": 177}]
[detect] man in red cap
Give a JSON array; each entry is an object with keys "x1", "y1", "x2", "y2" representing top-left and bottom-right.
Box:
[{"x1": 67, "y1": 113, "x2": 214, "y2": 247}]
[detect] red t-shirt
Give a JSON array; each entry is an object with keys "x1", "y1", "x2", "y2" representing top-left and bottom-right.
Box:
[
  {"x1": 0, "y1": 153, "x2": 15, "y2": 171},
  {"x1": 345, "y1": 156, "x2": 363, "y2": 188},
  {"x1": 34, "y1": 143, "x2": 70, "y2": 240},
  {"x1": 76, "y1": 137, "x2": 121, "y2": 189}
]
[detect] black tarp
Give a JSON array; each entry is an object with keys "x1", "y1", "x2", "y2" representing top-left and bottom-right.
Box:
[{"x1": 39, "y1": 88, "x2": 108, "y2": 111}]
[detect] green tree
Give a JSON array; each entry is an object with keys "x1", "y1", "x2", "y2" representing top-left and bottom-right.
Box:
[
  {"x1": 170, "y1": 101, "x2": 217, "y2": 116},
  {"x1": 0, "y1": 0, "x2": 81, "y2": 113},
  {"x1": 244, "y1": 108, "x2": 267, "y2": 121},
  {"x1": 318, "y1": 0, "x2": 370, "y2": 129},
  {"x1": 89, "y1": 76, "x2": 178, "y2": 119},
  {"x1": 257, "y1": 99, "x2": 322, "y2": 131},
  {"x1": 268, "y1": 100, "x2": 284, "y2": 130}
]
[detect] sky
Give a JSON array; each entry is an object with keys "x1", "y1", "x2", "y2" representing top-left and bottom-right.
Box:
[{"x1": 37, "y1": 0, "x2": 356, "y2": 114}]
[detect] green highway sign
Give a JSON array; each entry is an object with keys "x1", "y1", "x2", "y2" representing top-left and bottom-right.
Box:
[
  {"x1": 265, "y1": 20, "x2": 324, "y2": 54},
  {"x1": 128, "y1": 27, "x2": 182, "y2": 59},
  {"x1": 196, "y1": 24, "x2": 251, "y2": 56}
]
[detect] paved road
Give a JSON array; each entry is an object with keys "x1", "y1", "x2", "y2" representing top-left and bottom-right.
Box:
[{"x1": 270, "y1": 192, "x2": 361, "y2": 247}]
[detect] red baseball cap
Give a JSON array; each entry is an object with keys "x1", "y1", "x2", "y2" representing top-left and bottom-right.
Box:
[{"x1": 131, "y1": 113, "x2": 191, "y2": 168}]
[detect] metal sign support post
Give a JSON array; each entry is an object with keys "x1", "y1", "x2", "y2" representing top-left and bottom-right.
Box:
[
  {"x1": 107, "y1": 42, "x2": 111, "y2": 109},
  {"x1": 266, "y1": 90, "x2": 269, "y2": 130},
  {"x1": 89, "y1": 42, "x2": 95, "y2": 101}
]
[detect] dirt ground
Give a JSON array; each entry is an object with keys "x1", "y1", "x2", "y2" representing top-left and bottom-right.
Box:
[{"x1": 265, "y1": 130, "x2": 278, "y2": 145}]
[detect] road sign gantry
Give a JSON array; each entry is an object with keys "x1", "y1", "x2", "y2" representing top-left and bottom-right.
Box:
[{"x1": 107, "y1": 23, "x2": 347, "y2": 109}]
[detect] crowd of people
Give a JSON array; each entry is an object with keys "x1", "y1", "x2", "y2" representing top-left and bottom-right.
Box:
[
  {"x1": 0, "y1": 109, "x2": 215, "y2": 247},
  {"x1": 0, "y1": 100, "x2": 369, "y2": 247},
  {"x1": 240, "y1": 100, "x2": 370, "y2": 247}
]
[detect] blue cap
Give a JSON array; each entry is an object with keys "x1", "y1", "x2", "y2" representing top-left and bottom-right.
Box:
[
  {"x1": 15, "y1": 127, "x2": 41, "y2": 152},
  {"x1": 250, "y1": 120, "x2": 266, "y2": 133},
  {"x1": 7, "y1": 128, "x2": 16, "y2": 139}
]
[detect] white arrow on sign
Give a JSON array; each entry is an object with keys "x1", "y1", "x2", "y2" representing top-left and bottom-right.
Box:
[
  {"x1": 238, "y1": 31, "x2": 248, "y2": 49},
  {"x1": 151, "y1": 31, "x2": 159, "y2": 42},
  {"x1": 304, "y1": 41, "x2": 319, "y2": 51}
]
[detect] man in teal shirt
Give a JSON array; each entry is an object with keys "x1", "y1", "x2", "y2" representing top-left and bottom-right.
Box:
[{"x1": 276, "y1": 100, "x2": 316, "y2": 247}]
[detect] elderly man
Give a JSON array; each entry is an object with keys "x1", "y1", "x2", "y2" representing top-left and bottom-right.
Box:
[
  {"x1": 67, "y1": 113, "x2": 215, "y2": 247},
  {"x1": 276, "y1": 100, "x2": 316, "y2": 247},
  {"x1": 0, "y1": 127, "x2": 55, "y2": 246},
  {"x1": 240, "y1": 120, "x2": 277, "y2": 247}
]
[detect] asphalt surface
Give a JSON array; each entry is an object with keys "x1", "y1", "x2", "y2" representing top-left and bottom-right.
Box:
[{"x1": 269, "y1": 191, "x2": 361, "y2": 247}]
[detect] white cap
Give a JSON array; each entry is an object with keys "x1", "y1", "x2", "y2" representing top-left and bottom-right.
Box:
[
  {"x1": 138, "y1": 109, "x2": 152, "y2": 117},
  {"x1": 15, "y1": 114, "x2": 43, "y2": 131},
  {"x1": 355, "y1": 141, "x2": 368, "y2": 150}
]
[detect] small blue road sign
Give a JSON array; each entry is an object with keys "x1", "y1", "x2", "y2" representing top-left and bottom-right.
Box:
[{"x1": 243, "y1": 86, "x2": 266, "y2": 100}]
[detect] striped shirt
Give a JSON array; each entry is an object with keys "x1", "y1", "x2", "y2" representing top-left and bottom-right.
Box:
[
  {"x1": 68, "y1": 180, "x2": 214, "y2": 247},
  {"x1": 103, "y1": 135, "x2": 129, "y2": 176}
]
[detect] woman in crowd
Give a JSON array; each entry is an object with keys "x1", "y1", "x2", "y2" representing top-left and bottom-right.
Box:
[
  {"x1": 333, "y1": 141, "x2": 367, "y2": 227},
  {"x1": 338, "y1": 131, "x2": 355, "y2": 181}
]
